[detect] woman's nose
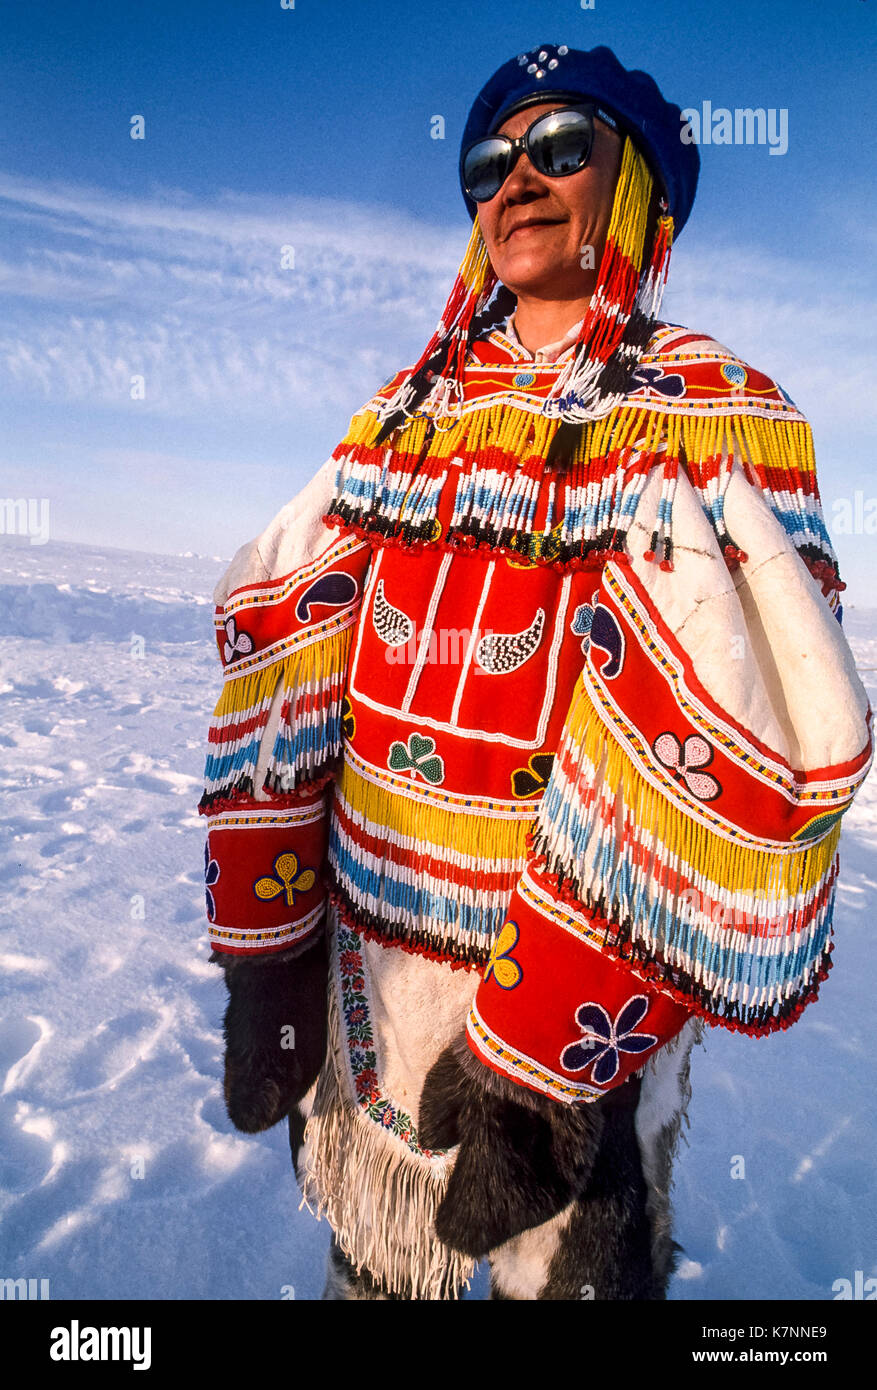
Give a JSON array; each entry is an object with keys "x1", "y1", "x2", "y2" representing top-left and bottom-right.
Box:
[{"x1": 500, "y1": 151, "x2": 548, "y2": 203}]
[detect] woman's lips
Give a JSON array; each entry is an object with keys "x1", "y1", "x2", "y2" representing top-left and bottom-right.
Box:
[{"x1": 504, "y1": 219, "x2": 564, "y2": 240}]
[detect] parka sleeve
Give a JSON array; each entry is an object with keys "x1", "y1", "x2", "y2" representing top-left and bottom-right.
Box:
[
  {"x1": 464, "y1": 461, "x2": 872, "y2": 1103},
  {"x1": 198, "y1": 457, "x2": 373, "y2": 961}
]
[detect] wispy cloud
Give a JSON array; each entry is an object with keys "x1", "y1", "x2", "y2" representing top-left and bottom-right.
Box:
[
  {"x1": 0, "y1": 173, "x2": 463, "y2": 418},
  {"x1": 0, "y1": 170, "x2": 873, "y2": 441}
]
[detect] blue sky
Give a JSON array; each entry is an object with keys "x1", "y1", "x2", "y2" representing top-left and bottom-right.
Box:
[{"x1": 1, "y1": 0, "x2": 875, "y2": 592}]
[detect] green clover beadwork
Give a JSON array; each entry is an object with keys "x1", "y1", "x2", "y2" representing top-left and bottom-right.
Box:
[{"x1": 387, "y1": 731, "x2": 445, "y2": 784}]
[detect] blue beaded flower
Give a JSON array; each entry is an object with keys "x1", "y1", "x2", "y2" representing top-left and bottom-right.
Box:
[
  {"x1": 204, "y1": 841, "x2": 220, "y2": 923},
  {"x1": 560, "y1": 995, "x2": 657, "y2": 1085}
]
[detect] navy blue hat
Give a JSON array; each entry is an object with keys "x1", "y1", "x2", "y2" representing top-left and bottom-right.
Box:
[{"x1": 460, "y1": 43, "x2": 699, "y2": 234}]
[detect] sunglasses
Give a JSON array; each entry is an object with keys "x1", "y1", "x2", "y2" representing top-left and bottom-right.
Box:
[{"x1": 461, "y1": 103, "x2": 619, "y2": 204}]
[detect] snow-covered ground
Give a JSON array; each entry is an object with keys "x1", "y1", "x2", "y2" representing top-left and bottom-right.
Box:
[{"x1": 1, "y1": 534, "x2": 875, "y2": 1301}]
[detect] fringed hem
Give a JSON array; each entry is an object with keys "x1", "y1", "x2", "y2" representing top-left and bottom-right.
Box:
[
  {"x1": 322, "y1": 509, "x2": 622, "y2": 573},
  {"x1": 327, "y1": 884, "x2": 481, "y2": 973},
  {"x1": 198, "y1": 770, "x2": 336, "y2": 817},
  {"x1": 300, "y1": 942, "x2": 475, "y2": 1300},
  {"x1": 527, "y1": 629, "x2": 850, "y2": 1035},
  {"x1": 329, "y1": 860, "x2": 836, "y2": 1036},
  {"x1": 326, "y1": 880, "x2": 485, "y2": 972},
  {"x1": 323, "y1": 509, "x2": 840, "y2": 587},
  {"x1": 201, "y1": 618, "x2": 356, "y2": 810},
  {"x1": 524, "y1": 841, "x2": 836, "y2": 1037}
]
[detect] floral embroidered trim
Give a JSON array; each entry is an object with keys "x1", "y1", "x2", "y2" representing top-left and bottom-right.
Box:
[{"x1": 336, "y1": 924, "x2": 443, "y2": 1156}]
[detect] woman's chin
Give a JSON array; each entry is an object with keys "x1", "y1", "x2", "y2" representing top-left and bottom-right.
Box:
[{"x1": 498, "y1": 265, "x2": 593, "y2": 302}]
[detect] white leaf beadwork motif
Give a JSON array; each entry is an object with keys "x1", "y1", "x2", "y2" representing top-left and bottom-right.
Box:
[
  {"x1": 372, "y1": 579, "x2": 415, "y2": 646},
  {"x1": 475, "y1": 608, "x2": 545, "y2": 674},
  {"x1": 223, "y1": 615, "x2": 253, "y2": 664}
]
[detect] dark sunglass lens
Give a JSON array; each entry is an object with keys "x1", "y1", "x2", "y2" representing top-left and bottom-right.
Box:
[
  {"x1": 528, "y1": 110, "x2": 593, "y2": 177},
  {"x1": 463, "y1": 138, "x2": 511, "y2": 201}
]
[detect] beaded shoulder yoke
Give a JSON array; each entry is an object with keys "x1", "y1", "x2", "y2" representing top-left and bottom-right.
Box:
[{"x1": 324, "y1": 323, "x2": 839, "y2": 590}]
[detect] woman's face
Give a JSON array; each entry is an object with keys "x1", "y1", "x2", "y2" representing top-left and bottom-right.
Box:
[{"x1": 476, "y1": 103, "x2": 623, "y2": 302}]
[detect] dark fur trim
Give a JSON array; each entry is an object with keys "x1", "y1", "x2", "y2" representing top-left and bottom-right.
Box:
[
  {"x1": 209, "y1": 925, "x2": 324, "y2": 972},
  {"x1": 539, "y1": 1075, "x2": 661, "y2": 1300},
  {"x1": 221, "y1": 934, "x2": 328, "y2": 1133},
  {"x1": 417, "y1": 1044, "x2": 465, "y2": 1150},
  {"x1": 418, "y1": 1036, "x2": 606, "y2": 1259}
]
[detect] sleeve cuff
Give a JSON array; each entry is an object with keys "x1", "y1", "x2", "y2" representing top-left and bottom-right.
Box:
[
  {"x1": 468, "y1": 867, "x2": 692, "y2": 1104},
  {"x1": 204, "y1": 789, "x2": 329, "y2": 958}
]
